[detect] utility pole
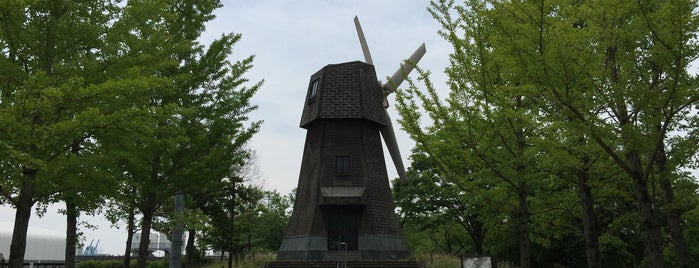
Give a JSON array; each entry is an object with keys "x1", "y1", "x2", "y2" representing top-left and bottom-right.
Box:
[{"x1": 170, "y1": 191, "x2": 184, "y2": 268}]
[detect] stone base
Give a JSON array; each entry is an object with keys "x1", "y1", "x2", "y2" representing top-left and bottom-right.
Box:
[{"x1": 277, "y1": 235, "x2": 410, "y2": 261}]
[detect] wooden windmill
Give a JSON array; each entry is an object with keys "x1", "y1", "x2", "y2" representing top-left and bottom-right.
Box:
[{"x1": 277, "y1": 17, "x2": 425, "y2": 261}]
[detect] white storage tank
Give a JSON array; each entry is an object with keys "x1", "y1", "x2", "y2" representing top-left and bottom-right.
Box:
[{"x1": 130, "y1": 232, "x2": 172, "y2": 254}]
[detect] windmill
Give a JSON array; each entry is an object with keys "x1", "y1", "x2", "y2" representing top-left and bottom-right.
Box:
[{"x1": 276, "y1": 17, "x2": 425, "y2": 262}]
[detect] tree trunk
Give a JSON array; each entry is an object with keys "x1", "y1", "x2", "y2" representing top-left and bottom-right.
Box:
[
  {"x1": 65, "y1": 199, "x2": 78, "y2": 268},
  {"x1": 65, "y1": 142, "x2": 80, "y2": 268},
  {"x1": 655, "y1": 141, "x2": 691, "y2": 268},
  {"x1": 472, "y1": 219, "x2": 485, "y2": 256},
  {"x1": 517, "y1": 186, "x2": 531, "y2": 268},
  {"x1": 661, "y1": 181, "x2": 691, "y2": 268},
  {"x1": 513, "y1": 120, "x2": 530, "y2": 268},
  {"x1": 185, "y1": 229, "x2": 196, "y2": 268},
  {"x1": 9, "y1": 167, "x2": 37, "y2": 268},
  {"x1": 124, "y1": 208, "x2": 136, "y2": 268},
  {"x1": 136, "y1": 195, "x2": 157, "y2": 268},
  {"x1": 460, "y1": 215, "x2": 485, "y2": 256},
  {"x1": 227, "y1": 181, "x2": 236, "y2": 268},
  {"x1": 576, "y1": 166, "x2": 601, "y2": 268},
  {"x1": 605, "y1": 40, "x2": 664, "y2": 267},
  {"x1": 247, "y1": 232, "x2": 251, "y2": 260},
  {"x1": 627, "y1": 152, "x2": 664, "y2": 268}
]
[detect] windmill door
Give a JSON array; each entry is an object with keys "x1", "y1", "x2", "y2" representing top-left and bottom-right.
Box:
[{"x1": 327, "y1": 207, "x2": 359, "y2": 250}]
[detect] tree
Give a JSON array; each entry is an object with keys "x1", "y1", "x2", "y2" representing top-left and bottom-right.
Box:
[
  {"x1": 48, "y1": 141, "x2": 114, "y2": 268},
  {"x1": 92, "y1": 1, "x2": 261, "y2": 268},
  {"x1": 1, "y1": 2, "x2": 261, "y2": 267},
  {"x1": 398, "y1": 72, "x2": 546, "y2": 268},
  {"x1": 399, "y1": 0, "x2": 699, "y2": 267},
  {"x1": 0, "y1": 1, "x2": 142, "y2": 267},
  {"x1": 393, "y1": 149, "x2": 486, "y2": 255},
  {"x1": 194, "y1": 179, "x2": 292, "y2": 267},
  {"x1": 397, "y1": 2, "x2": 550, "y2": 265},
  {"x1": 198, "y1": 177, "x2": 244, "y2": 268},
  {"x1": 480, "y1": 1, "x2": 699, "y2": 266},
  {"x1": 253, "y1": 190, "x2": 293, "y2": 253}
]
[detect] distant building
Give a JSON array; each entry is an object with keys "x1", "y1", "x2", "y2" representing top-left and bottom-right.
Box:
[
  {"x1": 130, "y1": 232, "x2": 186, "y2": 256},
  {"x1": 0, "y1": 222, "x2": 66, "y2": 262}
]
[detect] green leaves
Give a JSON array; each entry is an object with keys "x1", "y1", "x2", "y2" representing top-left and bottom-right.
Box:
[
  {"x1": 1, "y1": 1, "x2": 262, "y2": 265},
  {"x1": 399, "y1": 0, "x2": 699, "y2": 266}
]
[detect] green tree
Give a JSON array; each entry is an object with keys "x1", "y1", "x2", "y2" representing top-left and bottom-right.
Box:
[
  {"x1": 478, "y1": 1, "x2": 699, "y2": 266},
  {"x1": 398, "y1": 70, "x2": 547, "y2": 268},
  {"x1": 399, "y1": 0, "x2": 699, "y2": 267},
  {"x1": 103, "y1": 184, "x2": 140, "y2": 268},
  {"x1": 393, "y1": 149, "x2": 486, "y2": 255},
  {"x1": 99, "y1": 1, "x2": 261, "y2": 267},
  {"x1": 1, "y1": 2, "x2": 260, "y2": 268},
  {"x1": 194, "y1": 179, "x2": 291, "y2": 267},
  {"x1": 253, "y1": 190, "x2": 292, "y2": 253},
  {"x1": 0, "y1": 1, "x2": 146, "y2": 267},
  {"x1": 397, "y1": 3, "x2": 550, "y2": 265},
  {"x1": 48, "y1": 141, "x2": 114, "y2": 268},
  {"x1": 198, "y1": 178, "x2": 244, "y2": 268}
]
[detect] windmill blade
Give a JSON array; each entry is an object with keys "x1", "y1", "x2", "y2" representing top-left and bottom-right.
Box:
[
  {"x1": 380, "y1": 111, "x2": 408, "y2": 183},
  {"x1": 354, "y1": 16, "x2": 374, "y2": 65},
  {"x1": 382, "y1": 43, "x2": 426, "y2": 93}
]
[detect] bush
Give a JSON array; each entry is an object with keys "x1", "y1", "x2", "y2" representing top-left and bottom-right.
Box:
[
  {"x1": 199, "y1": 254, "x2": 275, "y2": 268},
  {"x1": 78, "y1": 259, "x2": 170, "y2": 268},
  {"x1": 78, "y1": 260, "x2": 123, "y2": 268},
  {"x1": 146, "y1": 260, "x2": 168, "y2": 268},
  {"x1": 414, "y1": 253, "x2": 460, "y2": 268}
]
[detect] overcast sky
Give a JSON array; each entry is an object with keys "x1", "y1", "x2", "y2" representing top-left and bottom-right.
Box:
[
  {"x1": 0, "y1": 1, "x2": 452, "y2": 256},
  {"x1": 220, "y1": 0, "x2": 452, "y2": 195}
]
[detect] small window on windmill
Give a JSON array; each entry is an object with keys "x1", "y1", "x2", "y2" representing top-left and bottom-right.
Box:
[
  {"x1": 308, "y1": 78, "x2": 319, "y2": 104},
  {"x1": 335, "y1": 156, "x2": 350, "y2": 176}
]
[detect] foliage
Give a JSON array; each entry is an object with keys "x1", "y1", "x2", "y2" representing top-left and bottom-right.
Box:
[
  {"x1": 393, "y1": 150, "x2": 484, "y2": 255},
  {"x1": 199, "y1": 255, "x2": 275, "y2": 268},
  {"x1": 414, "y1": 253, "x2": 462, "y2": 268},
  {"x1": 0, "y1": 0, "x2": 160, "y2": 266},
  {"x1": 0, "y1": 0, "x2": 262, "y2": 266},
  {"x1": 90, "y1": 1, "x2": 262, "y2": 267},
  {"x1": 78, "y1": 260, "x2": 171, "y2": 268},
  {"x1": 395, "y1": 0, "x2": 699, "y2": 267},
  {"x1": 252, "y1": 190, "x2": 293, "y2": 252},
  {"x1": 78, "y1": 260, "x2": 124, "y2": 268},
  {"x1": 196, "y1": 182, "x2": 292, "y2": 259}
]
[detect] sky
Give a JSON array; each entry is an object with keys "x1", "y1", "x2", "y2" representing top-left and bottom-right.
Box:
[{"x1": 0, "y1": 1, "x2": 452, "y2": 256}]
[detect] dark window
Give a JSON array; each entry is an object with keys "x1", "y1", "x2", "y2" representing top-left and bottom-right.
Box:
[
  {"x1": 335, "y1": 156, "x2": 350, "y2": 176},
  {"x1": 308, "y1": 79, "x2": 319, "y2": 103}
]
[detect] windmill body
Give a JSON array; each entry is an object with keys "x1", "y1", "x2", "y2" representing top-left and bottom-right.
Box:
[
  {"x1": 277, "y1": 18, "x2": 424, "y2": 261},
  {"x1": 277, "y1": 61, "x2": 409, "y2": 261}
]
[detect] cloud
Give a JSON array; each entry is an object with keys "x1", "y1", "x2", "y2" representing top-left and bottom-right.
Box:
[{"x1": 199, "y1": 1, "x2": 452, "y2": 195}]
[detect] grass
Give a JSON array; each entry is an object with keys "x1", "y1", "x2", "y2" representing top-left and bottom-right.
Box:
[
  {"x1": 415, "y1": 253, "x2": 517, "y2": 268},
  {"x1": 199, "y1": 254, "x2": 275, "y2": 268},
  {"x1": 413, "y1": 253, "x2": 461, "y2": 268}
]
